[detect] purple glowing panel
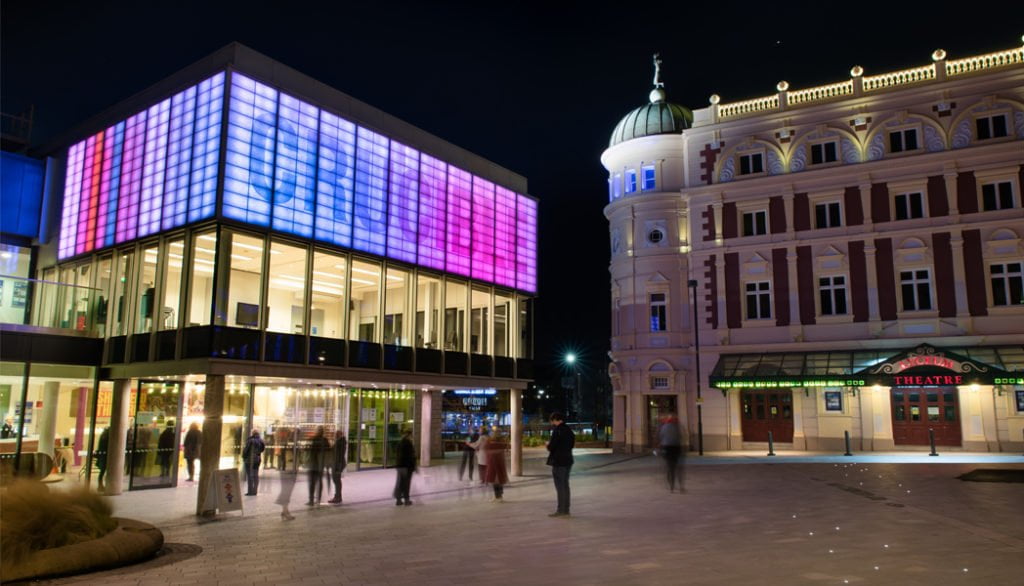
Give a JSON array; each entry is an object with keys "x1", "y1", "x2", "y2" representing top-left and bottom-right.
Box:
[
  {"x1": 445, "y1": 166, "x2": 472, "y2": 277},
  {"x1": 115, "y1": 110, "x2": 147, "y2": 243},
  {"x1": 315, "y1": 110, "x2": 356, "y2": 248},
  {"x1": 96, "y1": 122, "x2": 125, "y2": 249},
  {"x1": 138, "y1": 98, "x2": 171, "y2": 236},
  {"x1": 161, "y1": 86, "x2": 197, "y2": 230},
  {"x1": 386, "y1": 141, "x2": 419, "y2": 263},
  {"x1": 75, "y1": 135, "x2": 97, "y2": 254},
  {"x1": 416, "y1": 154, "x2": 446, "y2": 271},
  {"x1": 58, "y1": 141, "x2": 84, "y2": 258},
  {"x1": 471, "y1": 177, "x2": 495, "y2": 282},
  {"x1": 271, "y1": 94, "x2": 318, "y2": 237},
  {"x1": 353, "y1": 127, "x2": 389, "y2": 256},
  {"x1": 494, "y1": 186, "x2": 517, "y2": 288},
  {"x1": 516, "y1": 194, "x2": 537, "y2": 293},
  {"x1": 223, "y1": 73, "x2": 275, "y2": 226},
  {"x1": 188, "y1": 72, "x2": 224, "y2": 223}
]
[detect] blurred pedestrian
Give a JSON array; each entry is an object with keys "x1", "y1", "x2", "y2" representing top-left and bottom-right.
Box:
[
  {"x1": 484, "y1": 432, "x2": 509, "y2": 502},
  {"x1": 182, "y1": 422, "x2": 201, "y2": 481},
  {"x1": 94, "y1": 426, "x2": 110, "y2": 490},
  {"x1": 242, "y1": 428, "x2": 265, "y2": 495},
  {"x1": 546, "y1": 412, "x2": 575, "y2": 518},
  {"x1": 658, "y1": 415, "x2": 684, "y2": 493},
  {"x1": 157, "y1": 421, "x2": 176, "y2": 478},
  {"x1": 467, "y1": 426, "x2": 490, "y2": 484},
  {"x1": 393, "y1": 428, "x2": 416, "y2": 506},
  {"x1": 307, "y1": 426, "x2": 329, "y2": 506},
  {"x1": 277, "y1": 463, "x2": 297, "y2": 521},
  {"x1": 459, "y1": 428, "x2": 479, "y2": 482},
  {"x1": 327, "y1": 430, "x2": 347, "y2": 504}
]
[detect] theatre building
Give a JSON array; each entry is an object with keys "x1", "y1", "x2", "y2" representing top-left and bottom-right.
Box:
[
  {"x1": 603, "y1": 44, "x2": 1024, "y2": 453},
  {"x1": 0, "y1": 44, "x2": 536, "y2": 509}
]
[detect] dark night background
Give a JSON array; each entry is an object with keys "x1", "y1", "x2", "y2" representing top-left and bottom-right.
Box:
[{"x1": 3, "y1": 1, "x2": 1020, "y2": 414}]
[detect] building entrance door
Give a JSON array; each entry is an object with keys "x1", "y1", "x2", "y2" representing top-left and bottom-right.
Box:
[
  {"x1": 647, "y1": 395, "x2": 677, "y2": 448},
  {"x1": 128, "y1": 381, "x2": 183, "y2": 490},
  {"x1": 891, "y1": 387, "x2": 961, "y2": 446},
  {"x1": 741, "y1": 390, "x2": 793, "y2": 442}
]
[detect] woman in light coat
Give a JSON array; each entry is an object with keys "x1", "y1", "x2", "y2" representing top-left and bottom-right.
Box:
[{"x1": 467, "y1": 426, "x2": 490, "y2": 483}]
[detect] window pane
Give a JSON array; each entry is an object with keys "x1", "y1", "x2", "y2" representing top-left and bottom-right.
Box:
[
  {"x1": 470, "y1": 285, "x2": 490, "y2": 353},
  {"x1": 820, "y1": 289, "x2": 833, "y2": 315},
  {"x1": 740, "y1": 156, "x2": 751, "y2": 175},
  {"x1": 137, "y1": 245, "x2": 159, "y2": 333},
  {"x1": 905, "y1": 129, "x2": 917, "y2": 150},
  {"x1": 494, "y1": 289, "x2": 513, "y2": 357},
  {"x1": 759, "y1": 292, "x2": 771, "y2": 318},
  {"x1": 111, "y1": 251, "x2": 133, "y2": 335},
  {"x1": 834, "y1": 289, "x2": 847, "y2": 314},
  {"x1": 889, "y1": 132, "x2": 901, "y2": 152},
  {"x1": 917, "y1": 283, "x2": 931, "y2": 310},
  {"x1": 756, "y1": 212, "x2": 766, "y2": 234},
  {"x1": 350, "y1": 258, "x2": 381, "y2": 342},
  {"x1": 311, "y1": 250, "x2": 347, "y2": 339},
  {"x1": 217, "y1": 232, "x2": 264, "y2": 328},
  {"x1": 824, "y1": 142, "x2": 836, "y2": 161},
  {"x1": 444, "y1": 278, "x2": 467, "y2": 351},
  {"x1": 385, "y1": 266, "x2": 412, "y2": 346},
  {"x1": 267, "y1": 242, "x2": 307, "y2": 334},
  {"x1": 161, "y1": 239, "x2": 185, "y2": 330},
  {"x1": 976, "y1": 118, "x2": 990, "y2": 140},
  {"x1": 415, "y1": 272, "x2": 442, "y2": 349},
  {"x1": 811, "y1": 144, "x2": 823, "y2": 165},
  {"x1": 993, "y1": 115, "x2": 1007, "y2": 137},
  {"x1": 188, "y1": 232, "x2": 215, "y2": 326},
  {"x1": 902, "y1": 283, "x2": 916, "y2": 310},
  {"x1": 829, "y1": 204, "x2": 841, "y2": 227},
  {"x1": 518, "y1": 297, "x2": 532, "y2": 359}
]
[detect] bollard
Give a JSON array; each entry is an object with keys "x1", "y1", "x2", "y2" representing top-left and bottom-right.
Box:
[
  {"x1": 844, "y1": 430, "x2": 853, "y2": 456},
  {"x1": 928, "y1": 428, "x2": 939, "y2": 456},
  {"x1": 767, "y1": 431, "x2": 776, "y2": 456}
]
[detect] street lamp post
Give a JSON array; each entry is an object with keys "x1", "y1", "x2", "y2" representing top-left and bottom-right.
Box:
[
  {"x1": 565, "y1": 353, "x2": 580, "y2": 420},
  {"x1": 688, "y1": 280, "x2": 704, "y2": 455}
]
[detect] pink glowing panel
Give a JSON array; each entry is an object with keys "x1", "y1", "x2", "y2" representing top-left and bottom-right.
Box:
[
  {"x1": 471, "y1": 176, "x2": 495, "y2": 282},
  {"x1": 138, "y1": 98, "x2": 171, "y2": 237},
  {"x1": 516, "y1": 194, "x2": 538, "y2": 293},
  {"x1": 58, "y1": 141, "x2": 84, "y2": 258},
  {"x1": 84, "y1": 132, "x2": 106, "y2": 253},
  {"x1": 494, "y1": 186, "x2": 517, "y2": 288},
  {"x1": 161, "y1": 86, "x2": 197, "y2": 230},
  {"x1": 315, "y1": 110, "x2": 356, "y2": 248},
  {"x1": 75, "y1": 134, "x2": 99, "y2": 255},
  {"x1": 416, "y1": 154, "x2": 446, "y2": 270},
  {"x1": 445, "y1": 166, "x2": 472, "y2": 276},
  {"x1": 386, "y1": 141, "x2": 419, "y2": 263},
  {"x1": 116, "y1": 110, "x2": 147, "y2": 243},
  {"x1": 188, "y1": 72, "x2": 224, "y2": 222}
]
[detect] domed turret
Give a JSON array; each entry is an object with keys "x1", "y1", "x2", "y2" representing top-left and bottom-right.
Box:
[{"x1": 609, "y1": 54, "x2": 692, "y2": 147}]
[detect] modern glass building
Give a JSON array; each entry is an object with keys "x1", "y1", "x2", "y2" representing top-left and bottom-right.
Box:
[{"x1": 0, "y1": 44, "x2": 536, "y2": 510}]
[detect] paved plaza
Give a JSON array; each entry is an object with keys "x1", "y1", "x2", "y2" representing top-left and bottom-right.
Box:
[{"x1": 28, "y1": 449, "x2": 1024, "y2": 585}]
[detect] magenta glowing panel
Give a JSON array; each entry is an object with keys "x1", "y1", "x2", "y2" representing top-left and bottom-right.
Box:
[
  {"x1": 445, "y1": 166, "x2": 472, "y2": 277},
  {"x1": 471, "y1": 177, "x2": 495, "y2": 283},
  {"x1": 58, "y1": 73, "x2": 224, "y2": 259},
  {"x1": 494, "y1": 186, "x2": 517, "y2": 288},
  {"x1": 416, "y1": 154, "x2": 446, "y2": 271},
  {"x1": 516, "y1": 194, "x2": 538, "y2": 292},
  {"x1": 386, "y1": 141, "x2": 419, "y2": 264}
]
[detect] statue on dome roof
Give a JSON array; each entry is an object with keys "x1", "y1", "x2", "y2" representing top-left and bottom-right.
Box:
[{"x1": 652, "y1": 53, "x2": 664, "y2": 88}]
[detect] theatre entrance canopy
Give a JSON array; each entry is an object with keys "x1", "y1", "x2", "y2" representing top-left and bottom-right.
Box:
[{"x1": 709, "y1": 344, "x2": 1024, "y2": 390}]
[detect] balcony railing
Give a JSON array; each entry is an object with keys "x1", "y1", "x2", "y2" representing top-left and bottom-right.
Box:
[{"x1": 0, "y1": 276, "x2": 102, "y2": 337}]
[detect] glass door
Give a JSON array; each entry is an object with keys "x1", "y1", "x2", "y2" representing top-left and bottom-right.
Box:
[{"x1": 129, "y1": 381, "x2": 182, "y2": 490}]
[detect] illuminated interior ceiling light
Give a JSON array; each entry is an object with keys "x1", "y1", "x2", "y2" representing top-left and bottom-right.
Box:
[
  {"x1": 232, "y1": 241, "x2": 264, "y2": 252},
  {"x1": 351, "y1": 267, "x2": 380, "y2": 277},
  {"x1": 170, "y1": 241, "x2": 184, "y2": 248},
  {"x1": 313, "y1": 270, "x2": 345, "y2": 280},
  {"x1": 198, "y1": 234, "x2": 217, "y2": 242},
  {"x1": 351, "y1": 277, "x2": 375, "y2": 285},
  {"x1": 230, "y1": 253, "x2": 253, "y2": 261},
  {"x1": 195, "y1": 246, "x2": 216, "y2": 254}
]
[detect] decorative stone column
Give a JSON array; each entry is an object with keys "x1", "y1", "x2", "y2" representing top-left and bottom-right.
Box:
[
  {"x1": 36, "y1": 381, "x2": 61, "y2": 459},
  {"x1": 104, "y1": 379, "x2": 132, "y2": 496},
  {"x1": 864, "y1": 243, "x2": 880, "y2": 322},
  {"x1": 510, "y1": 388, "x2": 522, "y2": 477},
  {"x1": 419, "y1": 390, "x2": 432, "y2": 467},
  {"x1": 197, "y1": 375, "x2": 224, "y2": 516}
]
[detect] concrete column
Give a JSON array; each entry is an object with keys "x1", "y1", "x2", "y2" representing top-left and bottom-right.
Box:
[
  {"x1": 105, "y1": 379, "x2": 132, "y2": 496},
  {"x1": 197, "y1": 375, "x2": 224, "y2": 516},
  {"x1": 791, "y1": 389, "x2": 806, "y2": 450},
  {"x1": 510, "y1": 388, "x2": 522, "y2": 477},
  {"x1": 37, "y1": 381, "x2": 61, "y2": 459},
  {"x1": 419, "y1": 390, "x2": 432, "y2": 467}
]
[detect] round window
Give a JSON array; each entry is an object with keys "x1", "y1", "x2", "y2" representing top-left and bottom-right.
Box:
[{"x1": 648, "y1": 229, "x2": 664, "y2": 244}]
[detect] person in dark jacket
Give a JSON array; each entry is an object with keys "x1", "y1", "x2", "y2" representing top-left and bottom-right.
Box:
[
  {"x1": 182, "y1": 422, "x2": 202, "y2": 481},
  {"x1": 459, "y1": 428, "x2": 479, "y2": 482},
  {"x1": 546, "y1": 412, "x2": 575, "y2": 518},
  {"x1": 94, "y1": 427, "x2": 110, "y2": 490},
  {"x1": 157, "y1": 421, "x2": 176, "y2": 478},
  {"x1": 393, "y1": 428, "x2": 416, "y2": 506},
  {"x1": 484, "y1": 433, "x2": 510, "y2": 502},
  {"x1": 242, "y1": 429, "x2": 265, "y2": 495},
  {"x1": 327, "y1": 430, "x2": 348, "y2": 504},
  {"x1": 306, "y1": 426, "x2": 329, "y2": 506}
]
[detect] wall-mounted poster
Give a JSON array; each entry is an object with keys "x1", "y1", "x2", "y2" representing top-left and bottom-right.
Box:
[
  {"x1": 824, "y1": 391, "x2": 843, "y2": 412},
  {"x1": 0, "y1": 279, "x2": 5, "y2": 307}
]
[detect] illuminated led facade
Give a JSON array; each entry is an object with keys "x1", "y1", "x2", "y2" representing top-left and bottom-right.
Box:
[
  {"x1": 4, "y1": 44, "x2": 535, "y2": 507},
  {"x1": 603, "y1": 45, "x2": 1024, "y2": 454}
]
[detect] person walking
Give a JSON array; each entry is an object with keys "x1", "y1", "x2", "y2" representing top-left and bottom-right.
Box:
[
  {"x1": 459, "y1": 428, "x2": 479, "y2": 482},
  {"x1": 242, "y1": 428, "x2": 265, "y2": 495},
  {"x1": 327, "y1": 430, "x2": 347, "y2": 504},
  {"x1": 658, "y1": 415, "x2": 684, "y2": 493},
  {"x1": 307, "y1": 426, "x2": 329, "y2": 506},
  {"x1": 182, "y1": 422, "x2": 202, "y2": 482},
  {"x1": 94, "y1": 426, "x2": 110, "y2": 490},
  {"x1": 157, "y1": 421, "x2": 176, "y2": 478},
  {"x1": 277, "y1": 461, "x2": 298, "y2": 521},
  {"x1": 393, "y1": 428, "x2": 416, "y2": 506},
  {"x1": 484, "y1": 431, "x2": 509, "y2": 502},
  {"x1": 546, "y1": 413, "x2": 575, "y2": 518},
  {"x1": 467, "y1": 426, "x2": 490, "y2": 484}
]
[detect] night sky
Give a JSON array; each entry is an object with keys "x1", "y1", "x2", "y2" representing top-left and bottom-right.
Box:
[{"x1": 3, "y1": 1, "x2": 1021, "y2": 387}]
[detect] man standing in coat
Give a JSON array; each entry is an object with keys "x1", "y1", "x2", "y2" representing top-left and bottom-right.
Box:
[
  {"x1": 394, "y1": 428, "x2": 417, "y2": 506},
  {"x1": 546, "y1": 413, "x2": 575, "y2": 518},
  {"x1": 242, "y1": 429, "x2": 265, "y2": 495}
]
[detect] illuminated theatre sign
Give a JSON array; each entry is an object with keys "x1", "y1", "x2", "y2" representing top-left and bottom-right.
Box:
[
  {"x1": 57, "y1": 71, "x2": 538, "y2": 294},
  {"x1": 709, "y1": 345, "x2": 1018, "y2": 390}
]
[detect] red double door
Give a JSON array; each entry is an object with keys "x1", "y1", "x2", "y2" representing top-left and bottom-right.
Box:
[
  {"x1": 891, "y1": 387, "x2": 961, "y2": 446},
  {"x1": 741, "y1": 390, "x2": 794, "y2": 443}
]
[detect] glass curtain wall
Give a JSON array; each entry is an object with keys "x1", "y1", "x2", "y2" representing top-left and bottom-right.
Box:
[
  {"x1": 415, "y1": 273, "x2": 442, "y2": 349},
  {"x1": 216, "y1": 232, "x2": 264, "y2": 328},
  {"x1": 136, "y1": 245, "x2": 159, "y2": 333},
  {"x1": 161, "y1": 238, "x2": 185, "y2": 330},
  {"x1": 251, "y1": 385, "x2": 353, "y2": 473},
  {"x1": 350, "y1": 259, "x2": 381, "y2": 342},
  {"x1": 470, "y1": 285, "x2": 490, "y2": 355},
  {"x1": 518, "y1": 298, "x2": 532, "y2": 358},
  {"x1": 267, "y1": 242, "x2": 308, "y2": 334},
  {"x1": 0, "y1": 244, "x2": 31, "y2": 326},
  {"x1": 494, "y1": 290, "x2": 513, "y2": 357},
  {"x1": 111, "y1": 251, "x2": 134, "y2": 336},
  {"x1": 95, "y1": 257, "x2": 113, "y2": 337},
  {"x1": 444, "y1": 279, "x2": 467, "y2": 352},
  {"x1": 188, "y1": 231, "x2": 216, "y2": 326},
  {"x1": 384, "y1": 266, "x2": 412, "y2": 346},
  {"x1": 311, "y1": 251, "x2": 347, "y2": 338}
]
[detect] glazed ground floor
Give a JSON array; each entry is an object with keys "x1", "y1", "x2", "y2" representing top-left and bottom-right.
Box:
[
  {"x1": 611, "y1": 343, "x2": 1024, "y2": 454},
  {"x1": 0, "y1": 363, "x2": 524, "y2": 513}
]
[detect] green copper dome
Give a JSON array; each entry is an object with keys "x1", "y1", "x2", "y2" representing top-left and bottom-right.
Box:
[{"x1": 609, "y1": 89, "x2": 693, "y2": 147}]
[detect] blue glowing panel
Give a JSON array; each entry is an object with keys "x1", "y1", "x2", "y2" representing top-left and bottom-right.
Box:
[
  {"x1": 0, "y1": 152, "x2": 45, "y2": 239},
  {"x1": 516, "y1": 194, "x2": 537, "y2": 292},
  {"x1": 471, "y1": 177, "x2": 495, "y2": 282},
  {"x1": 138, "y1": 98, "x2": 171, "y2": 236},
  {"x1": 353, "y1": 126, "x2": 389, "y2": 256},
  {"x1": 445, "y1": 166, "x2": 472, "y2": 276},
  {"x1": 115, "y1": 109, "x2": 147, "y2": 243},
  {"x1": 161, "y1": 86, "x2": 197, "y2": 230},
  {"x1": 270, "y1": 94, "x2": 317, "y2": 237},
  {"x1": 223, "y1": 73, "x2": 275, "y2": 226},
  {"x1": 417, "y1": 154, "x2": 446, "y2": 271},
  {"x1": 96, "y1": 122, "x2": 124, "y2": 249},
  {"x1": 494, "y1": 186, "x2": 517, "y2": 288},
  {"x1": 387, "y1": 141, "x2": 419, "y2": 263},
  {"x1": 188, "y1": 72, "x2": 224, "y2": 223},
  {"x1": 315, "y1": 110, "x2": 356, "y2": 248}
]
